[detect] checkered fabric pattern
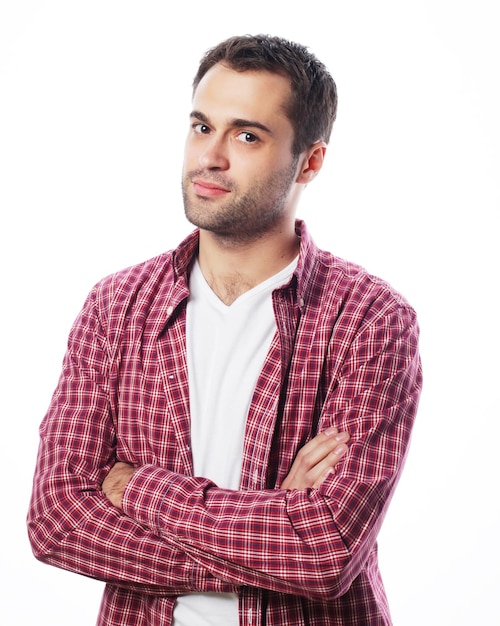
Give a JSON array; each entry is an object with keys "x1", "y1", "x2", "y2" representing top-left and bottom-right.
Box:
[{"x1": 28, "y1": 221, "x2": 422, "y2": 625}]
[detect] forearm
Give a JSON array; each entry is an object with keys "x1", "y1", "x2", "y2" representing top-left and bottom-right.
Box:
[
  {"x1": 120, "y1": 306, "x2": 422, "y2": 601},
  {"x1": 26, "y1": 285, "x2": 236, "y2": 595},
  {"x1": 27, "y1": 439, "x2": 237, "y2": 595},
  {"x1": 122, "y1": 464, "x2": 356, "y2": 600}
]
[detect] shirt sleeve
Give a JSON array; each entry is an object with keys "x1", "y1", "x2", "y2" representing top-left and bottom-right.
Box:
[
  {"x1": 26, "y1": 284, "x2": 237, "y2": 596},
  {"x1": 122, "y1": 300, "x2": 422, "y2": 601}
]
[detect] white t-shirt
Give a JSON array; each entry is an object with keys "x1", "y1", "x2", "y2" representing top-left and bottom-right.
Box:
[{"x1": 173, "y1": 257, "x2": 297, "y2": 626}]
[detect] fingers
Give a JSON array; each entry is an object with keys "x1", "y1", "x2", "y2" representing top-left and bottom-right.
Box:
[
  {"x1": 102, "y1": 461, "x2": 137, "y2": 509},
  {"x1": 295, "y1": 428, "x2": 349, "y2": 472},
  {"x1": 310, "y1": 443, "x2": 348, "y2": 488},
  {"x1": 280, "y1": 427, "x2": 350, "y2": 490},
  {"x1": 305, "y1": 430, "x2": 349, "y2": 488}
]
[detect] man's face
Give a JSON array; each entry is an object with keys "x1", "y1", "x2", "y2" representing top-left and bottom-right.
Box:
[{"x1": 182, "y1": 63, "x2": 300, "y2": 243}]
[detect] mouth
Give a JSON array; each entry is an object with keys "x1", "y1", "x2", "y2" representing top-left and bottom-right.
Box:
[{"x1": 192, "y1": 178, "x2": 231, "y2": 198}]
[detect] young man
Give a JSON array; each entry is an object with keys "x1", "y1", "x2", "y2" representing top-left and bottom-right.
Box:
[{"x1": 28, "y1": 35, "x2": 422, "y2": 625}]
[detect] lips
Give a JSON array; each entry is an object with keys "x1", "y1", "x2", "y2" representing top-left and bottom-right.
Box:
[{"x1": 192, "y1": 179, "x2": 231, "y2": 198}]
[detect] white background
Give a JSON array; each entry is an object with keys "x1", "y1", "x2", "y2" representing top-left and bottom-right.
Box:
[{"x1": 1, "y1": 1, "x2": 498, "y2": 624}]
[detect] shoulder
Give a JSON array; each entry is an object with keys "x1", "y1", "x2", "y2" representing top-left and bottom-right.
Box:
[
  {"x1": 312, "y1": 252, "x2": 421, "y2": 377},
  {"x1": 297, "y1": 221, "x2": 414, "y2": 321},
  {"x1": 306, "y1": 246, "x2": 414, "y2": 323},
  {"x1": 88, "y1": 228, "x2": 199, "y2": 316},
  {"x1": 92, "y1": 251, "x2": 176, "y2": 313},
  {"x1": 66, "y1": 252, "x2": 177, "y2": 348}
]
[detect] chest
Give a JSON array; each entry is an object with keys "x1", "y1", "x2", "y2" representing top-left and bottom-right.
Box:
[
  {"x1": 110, "y1": 300, "x2": 337, "y2": 488},
  {"x1": 186, "y1": 277, "x2": 278, "y2": 489}
]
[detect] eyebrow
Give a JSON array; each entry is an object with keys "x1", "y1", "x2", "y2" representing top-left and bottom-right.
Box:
[{"x1": 190, "y1": 110, "x2": 273, "y2": 135}]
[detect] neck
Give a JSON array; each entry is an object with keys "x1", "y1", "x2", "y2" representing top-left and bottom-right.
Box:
[{"x1": 198, "y1": 222, "x2": 300, "y2": 305}]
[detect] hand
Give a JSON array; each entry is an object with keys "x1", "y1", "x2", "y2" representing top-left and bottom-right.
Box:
[
  {"x1": 102, "y1": 461, "x2": 137, "y2": 509},
  {"x1": 280, "y1": 428, "x2": 349, "y2": 490}
]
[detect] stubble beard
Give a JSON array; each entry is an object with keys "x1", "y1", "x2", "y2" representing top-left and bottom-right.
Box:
[{"x1": 182, "y1": 157, "x2": 299, "y2": 245}]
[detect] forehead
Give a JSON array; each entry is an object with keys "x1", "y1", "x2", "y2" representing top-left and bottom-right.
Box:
[{"x1": 192, "y1": 63, "x2": 293, "y2": 129}]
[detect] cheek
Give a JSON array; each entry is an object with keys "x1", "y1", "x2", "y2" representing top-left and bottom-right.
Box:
[{"x1": 182, "y1": 139, "x2": 198, "y2": 172}]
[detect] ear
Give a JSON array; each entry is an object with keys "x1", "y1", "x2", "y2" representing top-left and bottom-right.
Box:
[{"x1": 296, "y1": 141, "x2": 327, "y2": 184}]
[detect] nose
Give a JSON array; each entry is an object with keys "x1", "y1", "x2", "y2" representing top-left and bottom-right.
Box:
[{"x1": 198, "y1": 136, "x2": 229, "y2": 171}]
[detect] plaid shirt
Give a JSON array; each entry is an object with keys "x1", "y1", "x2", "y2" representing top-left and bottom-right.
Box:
[{"x1": 28, "y1": 221, "x2": 422, "y2": 625}]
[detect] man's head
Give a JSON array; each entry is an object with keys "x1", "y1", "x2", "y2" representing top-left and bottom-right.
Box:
[
  {"x1": 182, "y1": 35, "x2": 337, "y2": 243},
  {"x1": 192, "y1": 34, "x2": 337, "y2": 157}
]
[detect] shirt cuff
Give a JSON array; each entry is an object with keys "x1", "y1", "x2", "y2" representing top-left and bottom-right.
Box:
[
  {"x1": 122, "y1": 465, "x2": 213, "y2": 537},
  {"x1": 122, "y1": 464, "x2": 174, "y2": 533}
]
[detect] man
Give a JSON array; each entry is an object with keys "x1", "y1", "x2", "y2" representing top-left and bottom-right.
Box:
[{"x1": 28, "y1": 35, "x2": 422, "y2": 625}]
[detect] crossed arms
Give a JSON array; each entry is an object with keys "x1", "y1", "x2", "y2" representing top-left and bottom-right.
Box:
[
  {"x1": 103, "y1": 427, "x2": 350, "y2": 509},
  {"x1": 27, "y1": 270, "x2": 421, "y2": 600}
]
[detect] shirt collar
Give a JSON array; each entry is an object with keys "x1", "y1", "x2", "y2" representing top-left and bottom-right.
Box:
[
  {"x1": 171, "y1": 219, "x2": 319, "y2": 312},
  {"x1": 293, "y1": 219, "x2": 319, "y2": 313}
]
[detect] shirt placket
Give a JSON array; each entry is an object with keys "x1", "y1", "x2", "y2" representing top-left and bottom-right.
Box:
[{"x1": 239, "y1": 586, "x2": 262, "y2": 626}]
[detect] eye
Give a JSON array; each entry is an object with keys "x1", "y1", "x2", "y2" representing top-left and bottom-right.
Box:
[
  {"x1": 236, "y1": 131, "x2": 259, "y2": 144},
  {"x1": 193, "y1": 123, "x2": 211, "y2": 135}
]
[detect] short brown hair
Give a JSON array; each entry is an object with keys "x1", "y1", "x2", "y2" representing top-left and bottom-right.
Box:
[{"x1": 193, "y1": 34, "x2": 338, "y2": 156}]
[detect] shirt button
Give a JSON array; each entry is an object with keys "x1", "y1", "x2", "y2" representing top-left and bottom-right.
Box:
[
  {"x1": 166, "y1": 305, "x2": 173, "y2": 316},
  {"x1": 299, "y1": 297, "x2": 305, "y2": 308}
]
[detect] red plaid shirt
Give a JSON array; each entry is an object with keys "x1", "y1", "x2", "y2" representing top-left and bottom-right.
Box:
[{"x1": 28, "y1": 221, "x2": 422, "y2": 625}]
